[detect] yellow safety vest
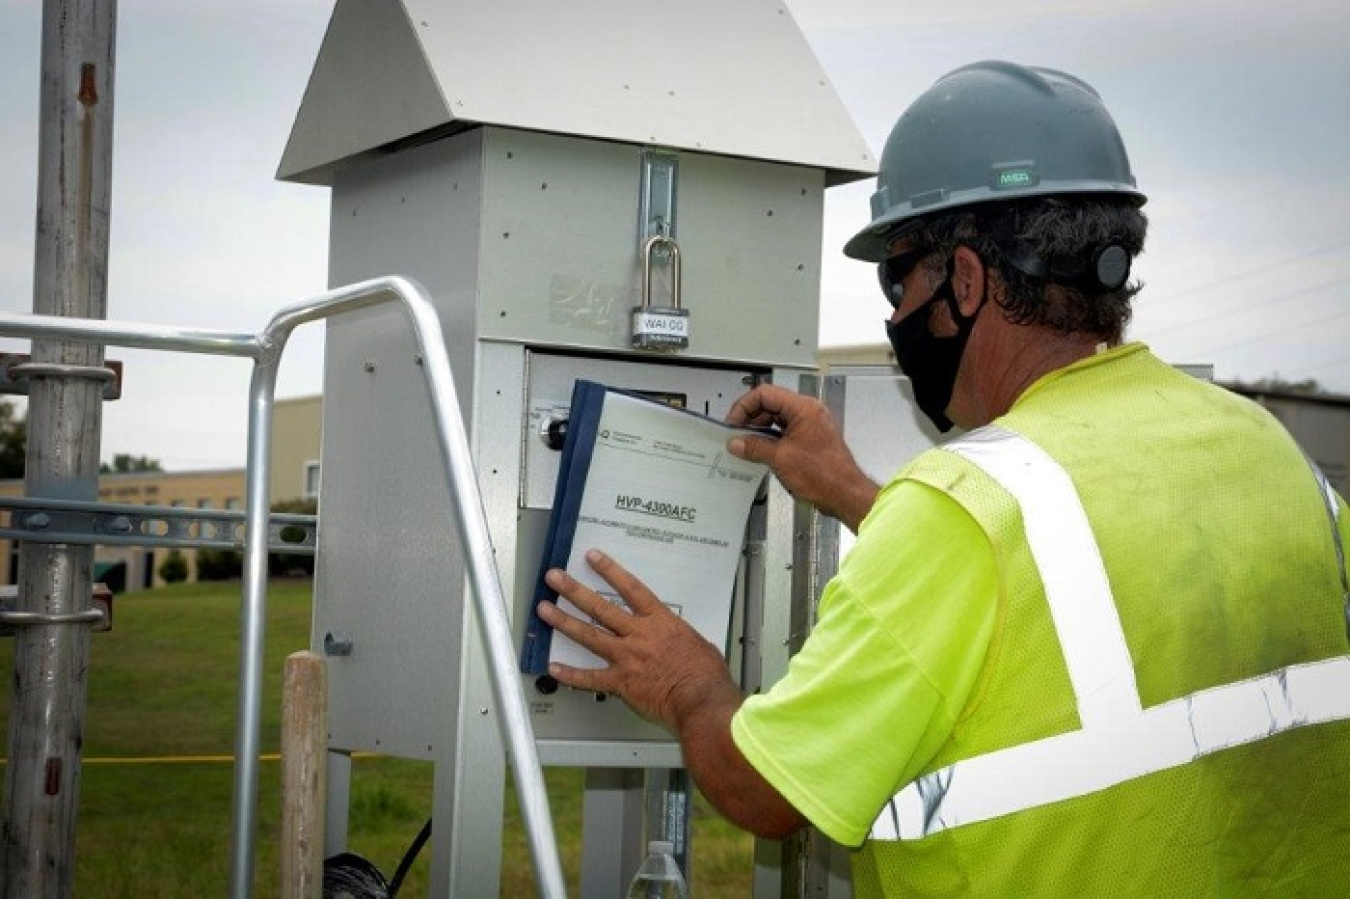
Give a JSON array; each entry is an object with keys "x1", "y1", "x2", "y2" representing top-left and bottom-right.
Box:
[{"x1": 870, "y1": 425, "x2": 1350, "y2": 842}]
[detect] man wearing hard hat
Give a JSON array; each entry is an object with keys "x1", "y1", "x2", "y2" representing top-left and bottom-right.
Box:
[{"x1": 539, "y1": 61, "x2": 1350, "y2": 895}]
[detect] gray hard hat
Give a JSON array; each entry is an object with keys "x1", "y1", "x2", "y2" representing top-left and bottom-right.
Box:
[{"x1": 845, "y1": 60, "x2": 1147, "y2": 261}]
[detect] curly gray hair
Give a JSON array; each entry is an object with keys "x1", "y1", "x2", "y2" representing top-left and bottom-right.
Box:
[{"x1": 905, "y1": 196, "x2": 1148, "y2": 343}]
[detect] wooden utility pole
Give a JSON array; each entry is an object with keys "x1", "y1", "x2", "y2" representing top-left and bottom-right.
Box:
[{"x1": 1, "y1": 1, "x2": 117, "y2": 896}]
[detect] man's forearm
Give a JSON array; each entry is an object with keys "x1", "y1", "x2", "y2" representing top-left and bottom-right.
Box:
[
  {"x1": 673, "y1": 678, "x2": 807, "y2": 840},
  {"x1": 832, "y1": 473, "x2": 881, "y2": 535}
]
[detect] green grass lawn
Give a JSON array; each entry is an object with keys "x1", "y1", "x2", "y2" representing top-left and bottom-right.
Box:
[{"x1": 0, "y1": 580, "x2": 754, "y2": 896}]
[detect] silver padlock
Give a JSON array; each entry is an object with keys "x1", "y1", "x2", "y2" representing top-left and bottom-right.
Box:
[{"x1": 631, "y1": 234, "x2": 689, "y2": 351}]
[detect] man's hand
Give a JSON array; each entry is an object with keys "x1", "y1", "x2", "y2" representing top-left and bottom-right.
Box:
[
  {"x1": 726, "y1": 384, "x2": 879, "y2": 533},
  {"x1": 536, "y1": 550, "x2": 808, "y2": 839},
  {"x1": 537, "y1": 550, "x2": 737, "y2": 733}
]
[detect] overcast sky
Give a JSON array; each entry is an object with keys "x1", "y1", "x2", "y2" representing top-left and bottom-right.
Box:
[{"x1": 0, "y1": 0, "x2": 1346, "y2": 470}]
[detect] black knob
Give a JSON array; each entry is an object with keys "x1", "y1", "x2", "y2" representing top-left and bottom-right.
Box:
[{"x1": 544, "y1": 418, "x2": 569, "y2": 450}]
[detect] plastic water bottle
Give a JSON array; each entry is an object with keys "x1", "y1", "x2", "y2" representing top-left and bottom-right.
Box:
[{"x1": 625, "y1": 840, "x2": 689, "y2": 899}]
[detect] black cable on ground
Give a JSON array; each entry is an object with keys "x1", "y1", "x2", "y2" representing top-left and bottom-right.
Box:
[
  {"x1": 322, "y1": 852, "x2": 390, "y2": 899},
  {"x1": 388, "y1": 818, "x2": 433, "y2": 897},
  {"x1": 321, "y1": 817, "x2": 434, "y2": 899}
]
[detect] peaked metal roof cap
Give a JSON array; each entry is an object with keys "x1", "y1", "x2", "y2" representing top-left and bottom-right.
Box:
[{"x1": 277, "y1": 0, "x2": 875, "y2": 186}]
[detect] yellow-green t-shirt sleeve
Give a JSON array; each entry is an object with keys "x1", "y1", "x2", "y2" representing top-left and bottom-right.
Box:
[{"x1": 731, "y1": 476, "x2": 998, "y2": 847}]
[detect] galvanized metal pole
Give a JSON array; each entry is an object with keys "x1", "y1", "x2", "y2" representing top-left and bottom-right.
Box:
[{"x1": 1, "y1": 1, "x2": 116, "y2": 896}]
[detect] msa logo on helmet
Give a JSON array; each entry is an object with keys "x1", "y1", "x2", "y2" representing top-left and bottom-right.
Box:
[{"x1": 992, "y1": 167, "x2": 1039, "y2": 190}]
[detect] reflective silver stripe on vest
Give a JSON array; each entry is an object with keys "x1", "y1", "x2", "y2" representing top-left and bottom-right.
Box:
[
  {"x1": 871, "y1": 655, "x2": 1350, "y2": 840},
  {"x1": 1307, "y1": 459, "x2": 1349, "y2": 638},
  {"x1": 945, "y1": 427, "x2": 1141, "y2": 726},
  {"x1": 871, "y1": 426, "x2": 1350, "y2": 842}
]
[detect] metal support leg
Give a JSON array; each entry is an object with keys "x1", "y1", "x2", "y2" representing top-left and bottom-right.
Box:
[
  {"x1": 324, "y1": 750, "x2": 353, "y2": 857},
  {"x1": 582, "y1": 768, "x2": 645, "y2": 897}
]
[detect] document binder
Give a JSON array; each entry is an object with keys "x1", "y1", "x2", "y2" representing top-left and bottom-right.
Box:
[{"x1": 519, "y1": 379, "x2": 769, "y2": 675}]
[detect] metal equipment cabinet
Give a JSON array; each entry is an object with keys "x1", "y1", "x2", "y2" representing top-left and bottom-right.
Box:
[{"x1": 278, "y1": 1, "x2": 874, "y2": 893}]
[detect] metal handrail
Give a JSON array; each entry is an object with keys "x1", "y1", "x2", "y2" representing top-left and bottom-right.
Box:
[{"x1": 0, "y1": 276, "x2": 567, "y2": 898}]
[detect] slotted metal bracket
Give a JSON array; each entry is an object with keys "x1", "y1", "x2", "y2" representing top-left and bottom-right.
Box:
[
  {"x1": 638, "y1": 148, "x2": 679, "y2": 250},
  {"x1": 0, "y1": 496, "x2": 316, "y2": 553}
]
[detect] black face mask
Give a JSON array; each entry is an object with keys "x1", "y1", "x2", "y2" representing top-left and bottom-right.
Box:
[{"x1": 884, "y1": 273, "x2": 982, "y2": 433}]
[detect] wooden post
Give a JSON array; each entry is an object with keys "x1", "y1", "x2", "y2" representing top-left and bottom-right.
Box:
[
  {"x1": 282, "y1": 650, "x2": 328, "y2": 898},
  {"x1": 1, "y1": 2, "x2": 116, "y2": 896}
]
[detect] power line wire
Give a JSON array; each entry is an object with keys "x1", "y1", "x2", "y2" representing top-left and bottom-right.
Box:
[
  {"x1": 1306, "y1": 355, "x2": 1350, "y2": 376},
  {"x1": 1142, "y1": 272, "x2": 1350, "y2": 337},
  {"x1": 1187, "y1": 305, "x2": 1350, "y2": 357},
  {"x1": 1136, "y1": 237, "x2": 1350, "y2": 306}
]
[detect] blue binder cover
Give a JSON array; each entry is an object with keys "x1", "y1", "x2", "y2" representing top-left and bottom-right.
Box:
[{"x1": 519, "y1": 379, "x2": 607, "y2": 674}]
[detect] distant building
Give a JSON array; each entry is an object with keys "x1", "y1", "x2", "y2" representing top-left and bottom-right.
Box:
[
  {"x1": 270, "y1": 394, "x2": 324, "y2": 505},
  {"x1": 1223, "y1": 384, "x2": 1350, "y2": 496},
  {"x1": 0, "y1": 395, "x2": 322, "y2": 591}
]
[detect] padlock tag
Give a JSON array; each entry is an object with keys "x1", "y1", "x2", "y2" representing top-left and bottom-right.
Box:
[{"x1": 631, "y1": 306, "x2": 690, "y2": 350}]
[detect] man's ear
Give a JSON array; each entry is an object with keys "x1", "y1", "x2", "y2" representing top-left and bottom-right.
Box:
[{"x1": 950, "y1": 246, "x2": 987, "y2": 317}]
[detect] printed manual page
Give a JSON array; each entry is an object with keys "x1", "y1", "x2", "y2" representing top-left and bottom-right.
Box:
[{"x1": 519, "y1": 381, "x2": 770, "y2": 673}]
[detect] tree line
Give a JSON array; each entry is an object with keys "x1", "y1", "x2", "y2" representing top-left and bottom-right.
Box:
[{"x1": 0, "y1": 400, "x2": 161, "y2": 478}]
